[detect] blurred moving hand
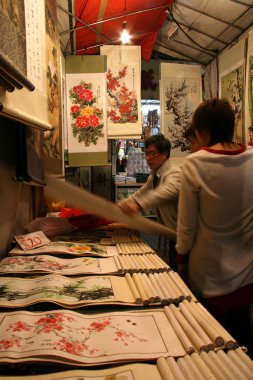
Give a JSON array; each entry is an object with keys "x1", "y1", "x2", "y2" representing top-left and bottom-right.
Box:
[{"x1": 118, "y1": 198, "x2": 141, "y2": 215}]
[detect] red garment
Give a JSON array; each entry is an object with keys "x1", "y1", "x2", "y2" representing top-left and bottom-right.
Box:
[{"x1": 59, "y1": 208, "x2": 112, "y2": 230}]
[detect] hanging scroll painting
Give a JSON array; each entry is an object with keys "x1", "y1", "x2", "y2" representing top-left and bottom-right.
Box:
[
  {"x1": 0, "y1": 0, "x2": 26, "y2": 75},
  {"x1": 160, "y1": 63, "x2": 202, "y2": 156},
  {"x1": 66, "y1": 73, "x2": 107, "y2": 154},
  {"x1": 245, "y1": 29, "x2": 253, "y2": 147},
  {"x1": 101, "y1": 45, "x2": 142, "y2": 138},
  {"x1": 220, "y1": 63, "x2": 244, "y2": 144},
  {"x1": 219, "y1": 39, "x2": 246, "y2": 144},
  {"x1": 42, "y1": 0, "x2": 64, "y2": 176}
]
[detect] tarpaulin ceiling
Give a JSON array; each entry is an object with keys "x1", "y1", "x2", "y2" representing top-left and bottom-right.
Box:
[
  {"x1": 155, "y1": 0, "x2": 253, "y2": 65},
  {"x1": 57, "y1": 0, "x2": 253, "y2": 66},
  {"x1": 57, "y1": 0, "x2": 173, "y2": 61}
]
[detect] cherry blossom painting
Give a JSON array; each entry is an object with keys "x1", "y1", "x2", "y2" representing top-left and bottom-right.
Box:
[
  {"x1": 0, "y1": 310, "x2": 185, "y2": 364},
  {"x1": 0, "y1": 255, "x2": 118, "y2": 275},
  {"x1": 107, "y1": 66, "x2": 138, "y2": 124},
  {"x1": 101, "y1": 45, "x2": 142, "y2": 137}
]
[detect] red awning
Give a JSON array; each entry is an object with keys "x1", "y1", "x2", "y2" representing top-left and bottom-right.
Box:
[{"x1": 73, "y1": 0, "x2": 173, "y2": 61}]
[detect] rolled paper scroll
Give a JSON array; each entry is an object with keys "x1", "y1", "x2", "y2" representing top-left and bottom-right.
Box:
[
  {"x1": 142, "y1": 273, "x2": 159, "y2": 303},
  {"x1": 169, "y1": 304, "x2": 208, "y2": 352},
  {"x1": 138, "y1": 255, "x2": 151, "y2": 273},
  {"x1": 216, "y1": 350, "x2": 244, "y2": 379},
  {"x1": 165, "y1": 356, "x2": 186, "y2": 379},
  {"x1": 149, "y1": 254, "x2": 170, "y2": 272},
  {"x1": 190, "y1": 352, "x2": 216, "y2": 380},
  {"x1": 164, "y1": 306, "x2": 195, "y2": 355},
  {"x1": 177, "y1": 357, "x2": 197, "y2": 380},
  {"x1": 188, "y1": 301, "x2": 224, "y2": 347},
  {"x1": 113, "y1": 256, "x2": 124, "y2": 273},
  {"x1": 122, "y1": 254, "x2": 135, "y2": 273},
  {"x1": 154, "y1": 273, "x2": 173, "y2": 303},
  {"x1": 207, "y1": 350, "x2": 232, "y2": 379},
  {"x1": 182, "y1": 355, "x2": 205, "y2": 380},
  {"x1": 179, "y1": 301, "x2": 215, "y2": 351},
  {"x1": 138, "y1": 254, "x2": 153, "y2": 273},
  {"x1": 132, "y1": 273, "x2": 149, "y2": 305},
  {"x1": 125, "y1": 273, "x2": 142, "y2": 304},
  {"x1": 117, "y1": 255, "x2": 127, "y2": 274},
  {"x1": 169, "y1": 272, "x2": 193, "y2": 301},
  {"x1": 195, "y1": 302, "x2": 238, "y2": 348},
  {"x1": 137, "y1": 273, "x2": 155, "y2": 303},
  {"x1": 199, "y1": 351, "x2": 224, "y2": 380},
  {"x1": 234, "y1": 348, "x2": 253, "y2": 371},
  {"x1": 157, "y1": 357, "x2": 176, "y2": 380},
  {"x1": 45, "y1": 175, "x2": 177, "y2": 240},
  {"x1": 227, "y1": 350, "x2": 253, "y2": 379},
  {"x1": 143, "y1": 273, "x2": 161, "y2": 303},
  {"x1": 161, "y1": 272, "x2": 184, "y2": 303},
  {"x1": 148, "y1": 273, "x2": 167, "y2": 305}
]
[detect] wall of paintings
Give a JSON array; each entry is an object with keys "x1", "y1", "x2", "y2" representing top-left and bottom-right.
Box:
[{"x1": 0, "y1": 0, "x2": 61, "y2": 131}]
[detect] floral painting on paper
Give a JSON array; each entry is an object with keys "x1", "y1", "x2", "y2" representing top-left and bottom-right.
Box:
[
  {"x1": 0, "y1": 310, "x2": 178, "y2": 365},
  {"x1": 101, "y1": 45, "x2": 142, "y2": 137},
  {"x1": 107, "y1": 66, "x2": 138, "y2": 124},
  {"x1": 66, "y1": 73, "x2": 107, "y2": 153}
]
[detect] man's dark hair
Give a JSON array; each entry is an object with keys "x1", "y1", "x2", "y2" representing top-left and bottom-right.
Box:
[
  {"x1": 192, "y1": 98, "x2": 235, "y2": 146},
  {"x1": 144, "y1": 134, "x2": 171, "y2": 158}
]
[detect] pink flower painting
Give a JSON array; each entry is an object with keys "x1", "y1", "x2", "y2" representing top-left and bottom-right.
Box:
[{"x1": 107, "y1": 66, "x2": 138, "y2": 124}]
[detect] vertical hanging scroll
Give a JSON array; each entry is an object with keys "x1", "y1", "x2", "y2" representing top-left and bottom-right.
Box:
[
  {"x1": 244, "y1": 31, "x2": 253, "y2": 147},
  {"x1": 101, "y1": 45, "x2": 142, "y2": 138},
  {"x1": 42, "y1": 0, "x2": 63, "y2": 175},
  {"x1": 219, "y1": 39, "x2": 246, "y2": 144},
  {"x1": 65, "y1": 56, "x2": 108, "y2": 167},
  {"x1": 160, "y1": 63, "x2": 202, "y2": 156}
]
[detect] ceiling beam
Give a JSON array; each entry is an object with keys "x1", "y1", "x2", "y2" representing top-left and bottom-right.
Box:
[
  {"x1": 202, "y1": 6, "x2": 252, "y2": 57},
  {"x1": 67, "y1": 0, "x2": 74, "y2": 54},
  {"x1": 175, "y1": 1, "x2": 244, "y2": 31},
  {"x1": 154, "y1": 41, "x2": 206, "y2": 66},
  {"x1": 213, "y1": 6, "x2": 252, "y2": 42},
  {"x1": 64, "y1": 30, "x2": 157, "y2": 56},
  {"x1": 229, "y1": 0, "x2": 253, "y2": 7},
  {"x1": 57, "y1": 3, "x2": 113, "y2": 44},
  {"x1": 172, "y1": 19, "x2": 228, "y2": 45},
  {"x1": 58, "y1": 4, "x2": 170, "y2": 36},
  {"x1": 167, "y1": 37, "x2": 216, "y2": 57}
]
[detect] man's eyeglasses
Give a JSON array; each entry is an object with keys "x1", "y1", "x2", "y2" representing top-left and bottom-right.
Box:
[{"x1": 145, "y1": 150, "x2": 160, "y2": 158}]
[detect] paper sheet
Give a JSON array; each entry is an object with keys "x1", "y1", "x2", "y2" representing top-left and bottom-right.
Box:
[{"x1": 45, "y1": 175, "x2": 176, "y2": 240}]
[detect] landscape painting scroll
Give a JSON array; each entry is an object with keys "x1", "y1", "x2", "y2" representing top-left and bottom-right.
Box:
[
  {"x1": 219, "y1": 38, "x2": 246, "y2": 144},
  {"x1": 160, "y1": 63, "x2": 202, "y2": 156},
  {"x1": 245, "y1": 29, "x2": 253, "y2": 147}
]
